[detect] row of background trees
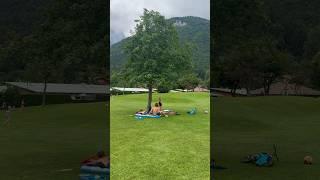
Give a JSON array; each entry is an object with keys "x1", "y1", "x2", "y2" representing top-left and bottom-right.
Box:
[
  {"x1": 212, "y1": 0, "x2": 320, "y2": 96},
  {"x1": 0, "y1": 0, "x2": 107, "y2": 105},
  {"x1": 0, "y1": 0, "x2": 107, "y2": 84}
]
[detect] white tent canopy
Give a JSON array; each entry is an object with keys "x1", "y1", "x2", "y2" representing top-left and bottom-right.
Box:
[{"x1": 110, "y1": 87, "x2": 149, "y2": 93}]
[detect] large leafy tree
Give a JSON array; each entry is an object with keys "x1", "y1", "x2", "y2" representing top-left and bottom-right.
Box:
[
  {"x1": 212, "y1": 0, "x2": 294, "y2": 95},
  {"x1": 212, "y1": 0, "x2": 271, "y2": 90},
  {"x1": 123, "y1": 9, "x2": 192, "y2": 111}
]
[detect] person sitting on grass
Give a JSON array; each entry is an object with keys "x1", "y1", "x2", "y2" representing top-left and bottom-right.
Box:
[
  {"x1": 150, "y1": 102, "x2": 162, "y2": 115},
  {"x1": 136, "y1": 97, "x2": 163, "y2": 115},
  {"x1": 149, "y1": 103, "x2": 163, "y2": 116},
  {"x1": 147, "y1": 97, "x2": 163, "y2": 114}
]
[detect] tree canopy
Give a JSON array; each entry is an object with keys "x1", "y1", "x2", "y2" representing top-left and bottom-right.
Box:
[{"x1": 212, "y1": 0, "x2": 320, "y2": 94}]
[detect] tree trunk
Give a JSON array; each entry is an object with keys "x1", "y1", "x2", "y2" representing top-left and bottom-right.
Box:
[
  {"x1": 42, "y1": 78, "x2": 47, "y2": 106},
  {"x1": 246, "y1": 87, "x2": 251, "y2": 96},
  {"x1": 231, "y1": 87, "x2": 236, "y2": 97},
  {"x1": 263, "y1": 78, "x2": 270, "y2": 95},
  {"x1": 231, "y1": 81, "x2": 239, "y2": 97},
  {"x1": 147, "y1": 85, "x2": 152, "y2": 112},
  {"x1": 264, "y1": 75, "x2": 276, "y2": 95},
  {"x1": 267, "y1": 81, "x2": 270, "y2": 95},
  {"x1": 264, "y1": 78, "x2": 273, "y2": 95},
  {"x1": 245, "y1": 78, "x2": 251, "y2": 96}
]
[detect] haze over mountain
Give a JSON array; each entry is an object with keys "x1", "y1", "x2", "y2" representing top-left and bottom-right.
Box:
[{"x1": 110, "y1": 30, "x2": 125, "y2": 45}]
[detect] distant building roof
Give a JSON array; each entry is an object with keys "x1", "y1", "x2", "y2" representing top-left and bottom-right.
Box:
[
  {"x1": 6, "y1": 82, "x2": 109, "y2": 94},
  {"x1": 169, "y1": 90, "x2": 180, "y2": 93},
  {"x1": 111, "y1": 87, "x2": 149, "y2": 92},
  {"x1": 211, "y1": 88, "x2": 248, "y2": 95},
  {"x1": 251, "y1": 82, "x2": 320, "y2": 96},
  {"x1": 194, "y1": 87, "x2": 209, "y2": 92}
]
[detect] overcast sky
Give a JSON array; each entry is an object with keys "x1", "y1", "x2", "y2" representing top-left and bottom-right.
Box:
[{"x1": 110, "y1": 0, "x2": 210, "y2": 44}]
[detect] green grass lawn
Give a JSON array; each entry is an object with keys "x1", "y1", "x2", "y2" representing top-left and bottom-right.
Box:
[
  {"x1": 212, "y1": 96, "x2": 320, "y2": 180},
  {"x1": 0, "y1": 102, "x2": 108, "y2": 180},
  {"x1": 111, "y1": 92, "x2": 210, "y2": 179}
]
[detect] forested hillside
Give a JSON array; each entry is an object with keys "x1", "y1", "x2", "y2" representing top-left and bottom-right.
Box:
[
  {"x1": 110, "y1": 16, "x2": 210, "y2": 82},
  {"x1": 0, "y1": 0, "x2": 50, "y2": 37}
]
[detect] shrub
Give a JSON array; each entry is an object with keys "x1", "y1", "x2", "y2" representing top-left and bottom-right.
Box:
[
  {"x1": 157, "y1": 80, "x2": 172, "y2": 93},
  {"x1": 2, "y1": 87, "x2": 21, "y2": 107}
]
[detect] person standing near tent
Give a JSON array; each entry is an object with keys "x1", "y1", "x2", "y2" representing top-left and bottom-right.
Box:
[
  {"x1": 2, "y1": 102, "x2": 6, "y2": 110},
  {"x1": 21, "y1": 99, "x2": 25, "y2": 110},
  {"x1": 158, "y1": 97, "x2": 162, "y2": 111},
  {"x1": 3, "y1": 106, "x2": 11, "y2": 126}
]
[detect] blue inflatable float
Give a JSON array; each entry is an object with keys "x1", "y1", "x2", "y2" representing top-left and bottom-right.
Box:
[
  {"x1": 135, "y1": 114, "x2": 161, "y2": 120},
  {"x1": 79, "y1": 165, "x2": 109, "y2": 180}
]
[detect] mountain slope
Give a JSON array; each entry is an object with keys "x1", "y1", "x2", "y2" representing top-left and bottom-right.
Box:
[
  {"x1": 110, "y1": 16, "x2": 210, "y2": 79},
  {"x1": 0, "y1": 0, "x2": 52, "y2": 36}
]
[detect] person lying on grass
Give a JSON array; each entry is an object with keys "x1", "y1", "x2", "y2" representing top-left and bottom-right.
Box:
[{"x1": 81, "y1": 151, "x2": 110, "y2": 168}]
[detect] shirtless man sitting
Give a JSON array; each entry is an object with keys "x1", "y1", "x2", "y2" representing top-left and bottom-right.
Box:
[
  {"x1": 150, "y1": 102, "x2": 162, "y2": 115},
  {"x1": 136, "y1": 97, "x2": 163, "y2": 115}
]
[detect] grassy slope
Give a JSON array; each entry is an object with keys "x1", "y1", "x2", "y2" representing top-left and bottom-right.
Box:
[
  {"x1": 0, "y1": 102, "x2": 108, "y2": 180},
  {"x1": 212, "y1": 96, "x2": 320, "y2": 180},
  {"x1": 111, "y1": 92, "x2": 210, "y2": 179}
]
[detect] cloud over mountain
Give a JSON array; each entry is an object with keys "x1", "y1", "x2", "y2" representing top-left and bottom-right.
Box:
[{"x1": 110, "y1": 0, "x2": 210, "y2": 42}]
